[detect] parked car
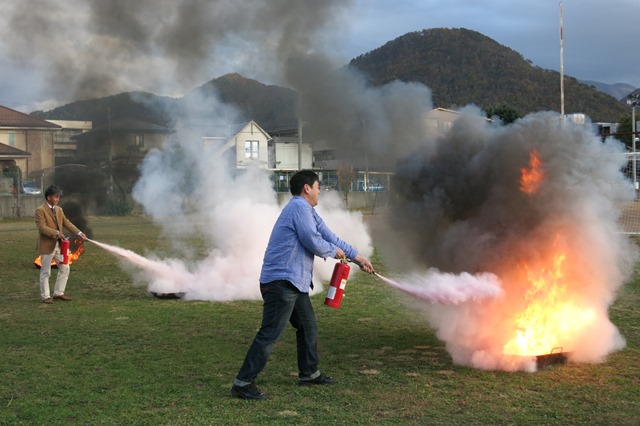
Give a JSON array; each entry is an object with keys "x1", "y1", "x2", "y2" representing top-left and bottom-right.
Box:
[
  {"x1": 320, "y1": 182, "x2": 336, "y2": 191},
  {"x1": 21, "y1": 181, "x2": 41, "y2": 195},
  {"x1": 367, "y1": 182, "x2": 386, "y2": 191},
  {"x1": 357, "y1": 180, "x2": 386, "y2": 191}
]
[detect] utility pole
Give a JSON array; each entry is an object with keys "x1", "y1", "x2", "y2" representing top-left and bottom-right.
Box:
[
  {"x1": 633, "y1": 104, "x2": 637, "y2": 192},
  {"x1": 559, "y1": 0, "x2": 565, "y2": 120},
  {"x1": 108, "y1": 106, "x2": 113, "y2": 194},
  {"x1": 298, "y1": 93, "x2": 302, "y2": 171},
  {"x1": 628, "y1": 94, "x2": 639, "y2": 190}
]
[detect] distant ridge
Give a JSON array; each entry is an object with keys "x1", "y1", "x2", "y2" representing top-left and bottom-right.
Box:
[
  {"x1": 580, "y1": 80, "x2": 636, "y2": 102},
  {"x1": 33, "y1": 28, "x2": 630, "y2": 126},
  {"x1": 183, "y1": 73, "x2": 298, "y2": 131},
  {"x1": 32, "y1": 74, "x2": 298, "y2": 132},
  {"x1": 349, "y1": 28, "x2": 627, "y2": 122}
]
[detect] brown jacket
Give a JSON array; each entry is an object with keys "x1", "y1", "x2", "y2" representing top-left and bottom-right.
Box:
[{"x1": 35, "y1": 203, "x2": 81, "y2": 255}]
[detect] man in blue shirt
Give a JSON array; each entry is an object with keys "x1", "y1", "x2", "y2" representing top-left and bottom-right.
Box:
[{"x1": 231, "y1": 170, "x2": 374, "y2": 400}]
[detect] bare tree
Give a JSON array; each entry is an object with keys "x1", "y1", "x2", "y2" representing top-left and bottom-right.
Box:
[{"x1": 337, "y1": 165, "x2": 356, "y2": 204}]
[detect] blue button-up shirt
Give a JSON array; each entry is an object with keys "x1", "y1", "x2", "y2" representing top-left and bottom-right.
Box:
[{"x1": 259, "y1": 196, "x2": 358, "y2": 292}]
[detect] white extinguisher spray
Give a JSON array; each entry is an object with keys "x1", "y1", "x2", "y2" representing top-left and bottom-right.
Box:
[{"x1": 324, "y1": 258, "x2": 351, "y2": 309}]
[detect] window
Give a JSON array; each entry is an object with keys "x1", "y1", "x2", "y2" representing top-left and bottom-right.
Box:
[
  {"x1": 135, "y1": 134, "x2": 144, "y2": 148},
  {"x1": 8, "y1": 132, "x2": 15, "y2": 146},
  {"x1": 245, "y1": 140, "x2": 259, "y2": 159}
]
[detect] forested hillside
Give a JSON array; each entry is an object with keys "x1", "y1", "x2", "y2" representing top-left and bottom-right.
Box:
[
  {"x1": 349, "y1": 28, "x2": 627, "y2": 122},
  {"x1": 33, "y1": 28, "x2": 629, "y2": 127}
]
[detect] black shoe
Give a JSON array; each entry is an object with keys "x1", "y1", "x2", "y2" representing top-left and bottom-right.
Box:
[
  {"x1": 298, "y1": 373, "x2": 335, "y2": 386},
  {"x1": 230, "y1": 383, "x2": 266, "y2": 400}
]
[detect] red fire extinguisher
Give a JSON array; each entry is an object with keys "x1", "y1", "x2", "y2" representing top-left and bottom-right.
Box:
[
  {"x1": 60, "y1": 238, "x2": 70, "y2": 265},
  {"x1": 324, "y1": 259, "x2": 351, "y2": 309}
]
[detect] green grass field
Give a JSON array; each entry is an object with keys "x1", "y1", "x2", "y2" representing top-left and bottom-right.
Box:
[{"x1": 1, "y1": 216, "x2": 639, "y2": 425}]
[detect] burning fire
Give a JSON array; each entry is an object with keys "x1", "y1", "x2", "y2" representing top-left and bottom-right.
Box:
[
  {"x1": 390, "y1": 115, "x2": 630, "y2": 372},
  {"x1": 502, "y1": 249, "x2": 596, "y2": 356},
  {"x1": 520, "y1": 149, "x2": 544, "y2": 195},
  {"x1": 501, "y1": 150, "x2": 595, "y2": 357},
  {"x1": 34, "y1": 239, "x2": 85, "y2": 269}
]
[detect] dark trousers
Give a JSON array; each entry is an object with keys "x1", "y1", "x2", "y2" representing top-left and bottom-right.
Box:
[{"x1": 235, "y1": 280, "x2": 319, "y2": 385}]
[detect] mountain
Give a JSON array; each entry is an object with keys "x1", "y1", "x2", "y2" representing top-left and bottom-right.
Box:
[
  {"x1": 31, "y1": 92, "x2": 179, "y2": 128},
  {"x1": 348, "y1": 28, "x2": 628, "y2": 122},
  {"x1": 182, "y1": 73, "x2": 298, "y2": 131},
  {"x1": 32, "y1": 74, "x2": 297, "y2": 133},
  {"x1": 580, "y1": 80, "x2": 636, "y2": 101},
  {"x1": 34, "y1": 28, "x2": 630, "y2": 127}
]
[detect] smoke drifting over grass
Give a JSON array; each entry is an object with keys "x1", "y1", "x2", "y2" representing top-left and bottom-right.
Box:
[
  {"x1": 8, "y1": 0, "x2": 637, "y2": 373},
  {"x1": 127, "y1": 115, "x2": 373, "y2": 301}
]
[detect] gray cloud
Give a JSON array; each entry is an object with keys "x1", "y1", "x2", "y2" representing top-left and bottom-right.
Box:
[
  {"x1": 0, "y1": 0, "x2": 352, "y2": 108},
  {"x1": 2, "y1": 0, "x2": 638, "y2": 112}
]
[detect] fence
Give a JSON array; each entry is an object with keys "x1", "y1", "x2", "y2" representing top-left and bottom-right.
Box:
[
  {"x1": 271, "y1": 170, "x2": 392, "y2": 193},
  {"x1": 5, "y1": 159, "x2": 640, "y2": 229},
  {"x1": 619, "y1": 152, "x2": 640, "y2": 234}
]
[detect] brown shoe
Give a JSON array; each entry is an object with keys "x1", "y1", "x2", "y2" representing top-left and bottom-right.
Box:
[
  {"x1": 53, "y1": 295, "x2": 72, "y2": 301},
  {"x1": 43, "y1": 298, "x2": 53, "y2": 304}
]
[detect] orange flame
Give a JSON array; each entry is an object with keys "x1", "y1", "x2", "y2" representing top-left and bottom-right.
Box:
[
  {"x1": 520, "y1": 150, "x2": 544, "y2": 195},
  {"x1": 34, "y1": 240, "x2": 84, "y2": 269},
  {"x1": 68, "y1": 242, "x2": 84, "y2": 263},
  {"x1": 502, "y1": 251, "x2": 595, "y2": 356}
]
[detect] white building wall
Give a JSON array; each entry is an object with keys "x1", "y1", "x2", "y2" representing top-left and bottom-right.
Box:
[
  {"x1": 275, "y1": 143, "x2": 312, "y2": 170},
  {"x1": 206, "y1": 121, "x2": 313, "y2": 170}
]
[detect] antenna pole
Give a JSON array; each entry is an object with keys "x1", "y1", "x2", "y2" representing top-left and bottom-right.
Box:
[{"x1": 559, "y1": 0, "x2": 565, "y2": 119}]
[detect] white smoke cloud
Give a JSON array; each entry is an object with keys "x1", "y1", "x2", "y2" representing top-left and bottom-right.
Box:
[
  {"x1": 314, "y1": 190, "x2": 373, "y2": 278},
  {"x1": 377, "y1": 270, "x2": 503, "y2": 304},
  {"x1": 121, "y1": 93, "x2": 373, "y2": 301},
  {"x1": 10, "y1": 0, "x2": 633, "y2": 374}
]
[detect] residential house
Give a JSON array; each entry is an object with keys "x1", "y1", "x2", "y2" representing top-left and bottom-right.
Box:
[
  {"x1": 205, "y1": 120, "x2": 312, "y2": 170},
  {"x1": 424, "y1": 107, "x2": 461, "y2": 140},
  {"x1": 47, "y1": 120, "x2": 93, "y2": 166},
  {"x1": 0, "y1": 143, "x2": 30, "y2": 193},
  {"x1": 0, "y1": 105, "x2": 61, "y2": 185},
  {"x1": 74, "y1": 118, "x2": 175, "y2": 165},
  {"x1": 270, "y1": 135, "x2": 313, "y2": 170},
  {"x1": 73, "y1": 118, "x2": 175, "y2": 193},
  {"x1": 213, "y1": 120, "x2": 272, "y2": 169}
]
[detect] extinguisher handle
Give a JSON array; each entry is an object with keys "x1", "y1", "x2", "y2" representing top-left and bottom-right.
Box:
[
  {"x1": 348, "y1": 258, "x2": 364, "y2": 267},
  {"x1": 347, "y1": 257, "x2": 376, "y2": 274}
]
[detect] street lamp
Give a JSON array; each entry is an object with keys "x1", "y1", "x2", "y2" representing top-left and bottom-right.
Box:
[{"x1": 627, "y1": 94, "x2": 640, "y2": 190}]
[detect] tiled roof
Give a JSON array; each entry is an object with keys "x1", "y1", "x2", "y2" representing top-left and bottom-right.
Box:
[
  {"x1": 0, "y1": 142, "x2": 31, "y2": 158},
  {"x1": 0, "y1": 105, "x2": 61, "y2": 129}
]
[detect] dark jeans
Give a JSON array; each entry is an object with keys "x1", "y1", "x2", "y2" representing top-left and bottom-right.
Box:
[{"x1": 235, "y1": 280, "x2": 319, "y2": 385}]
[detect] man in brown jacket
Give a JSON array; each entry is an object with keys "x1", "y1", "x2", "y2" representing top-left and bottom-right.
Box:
[{"x1": 35, "y1": 185, "x2": 87, "y2": 304}]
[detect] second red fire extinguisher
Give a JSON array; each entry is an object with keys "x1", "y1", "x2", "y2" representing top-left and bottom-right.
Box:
[
  {"x1": 324, "y1": 259, "x2": 351, "y2": 309},
  {"x1": 59, "y1": 238, "x2": 70, "y2": 265}
]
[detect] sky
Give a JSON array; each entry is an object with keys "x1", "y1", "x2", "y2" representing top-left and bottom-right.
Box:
[{"x1": 1, "y1": 0, "x2": 638, "y2": 113}]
